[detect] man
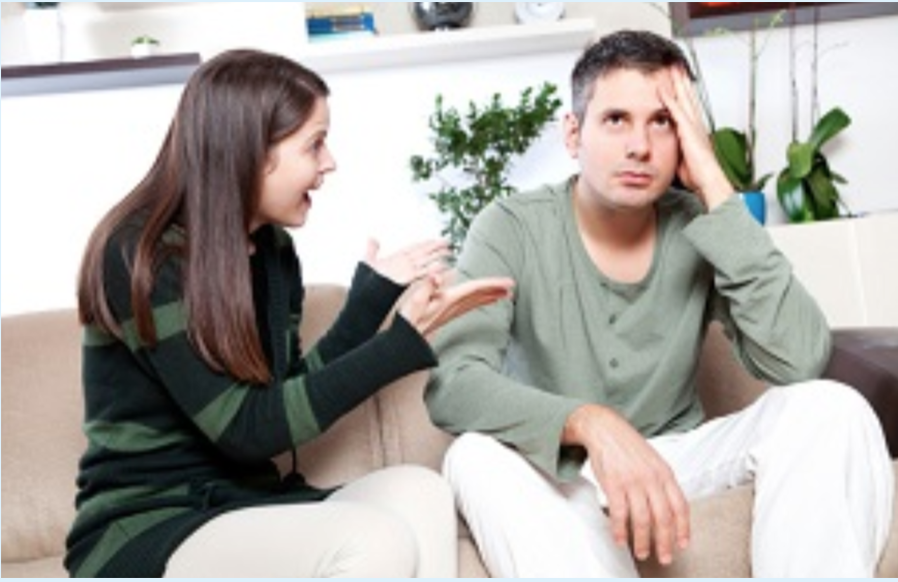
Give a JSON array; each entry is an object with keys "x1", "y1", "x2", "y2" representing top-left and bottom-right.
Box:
[{"x1": 426, "y1": 30, "x2": 893, "y2": 577}]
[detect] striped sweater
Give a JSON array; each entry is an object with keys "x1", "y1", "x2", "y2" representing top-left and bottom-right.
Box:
[{"x1": 65, "y1": 224, "x2": 436, "y2": 577}]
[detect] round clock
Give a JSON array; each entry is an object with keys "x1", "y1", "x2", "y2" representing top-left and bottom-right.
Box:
[{"x1": 514, "y1": 2, "x2": 565, "y2": 24}]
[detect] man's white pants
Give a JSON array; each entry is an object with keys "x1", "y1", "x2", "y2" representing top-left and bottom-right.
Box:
[{"x1": 443, "y1": 381, "x2": 894, "y2": 577}]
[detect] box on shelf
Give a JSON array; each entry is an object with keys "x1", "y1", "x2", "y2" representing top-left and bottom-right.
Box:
[{"x1": 306, "y1": 5, "x2": 376, "y2": 42}]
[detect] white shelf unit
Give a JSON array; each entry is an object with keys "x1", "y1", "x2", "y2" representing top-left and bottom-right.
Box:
[
  {"x1": 3, "y1": 2, "x2": 596, "y2": 73},
  {"x1": 297, "y1": 18, "x2": 596, "y2": 74}
]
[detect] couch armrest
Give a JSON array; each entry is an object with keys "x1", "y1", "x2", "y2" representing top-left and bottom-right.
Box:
[{"x1": 824, "y1": 328, "x2": 898, "y2": 458}]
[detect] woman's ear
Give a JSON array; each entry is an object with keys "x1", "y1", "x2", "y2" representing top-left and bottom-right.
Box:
[
  {"x1": 563, "y1": 112, "x2": 581, "y2": 159},
  {"x1": 263, "y1": 150, "x2": 278, "y2": 175}
]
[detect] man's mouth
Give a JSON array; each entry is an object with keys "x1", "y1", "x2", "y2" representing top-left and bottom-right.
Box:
[{"x1": 617, "y1": 171, "x2": 654, "y2": 187}]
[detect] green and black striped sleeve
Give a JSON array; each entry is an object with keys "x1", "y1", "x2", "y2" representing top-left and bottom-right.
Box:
[{"x1": 100, "y1": 231, "x2": 435, "y2": 465}]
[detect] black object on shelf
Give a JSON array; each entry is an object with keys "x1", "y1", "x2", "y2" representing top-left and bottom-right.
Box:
[
  {"x1": 1, "y1": 53, "x2": 201, "y2": 98},
  {"x1": 411, "y1": 3, "x2": 474, "y2": 31}
]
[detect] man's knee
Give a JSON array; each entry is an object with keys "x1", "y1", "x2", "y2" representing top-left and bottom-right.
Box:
[
  {"x1": 444, "y1": 433, "x2": 505, "y2": 475},
  {"x1": 779, "y1": 380, "x2": 878, "y2": 434}
]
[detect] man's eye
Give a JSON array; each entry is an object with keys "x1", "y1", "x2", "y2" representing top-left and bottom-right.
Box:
[{"x1": 604, "y1": 114, "x2": 625, "y2": 126}]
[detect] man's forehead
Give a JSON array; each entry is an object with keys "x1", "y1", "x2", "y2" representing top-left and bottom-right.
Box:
[{"x1": 589, "y1": 69, "x2": 671, "y2": 111}]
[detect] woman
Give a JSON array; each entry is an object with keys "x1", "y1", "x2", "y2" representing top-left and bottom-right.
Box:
[{"x1": 65, "y1": 49, "x2": 513, "y2": 578}]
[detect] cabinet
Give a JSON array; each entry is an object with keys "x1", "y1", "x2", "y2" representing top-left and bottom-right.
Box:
[{"x1": 768, "y1": 213, "x2": 898, "y2": 328}]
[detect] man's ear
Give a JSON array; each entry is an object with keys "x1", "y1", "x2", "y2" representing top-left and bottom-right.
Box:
[{"x1": 563, "y1": 112, "x2": 581, "y2": 159}]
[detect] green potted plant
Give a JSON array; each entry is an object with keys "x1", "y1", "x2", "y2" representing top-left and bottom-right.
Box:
[
  {"x1": 776, "y1": 107, "x2": 851, "y2": 222},
  {"x1": 652, "y1": 3, "x2": 782, "y2": 223},
  {"x1": 776, "y1": 6, "x2": 851, "y2": 223},
  {"x1": 707, "y1": 12, "x2": 783, "y2": 224},
  {"x1": 130, "y1": 34, "x2": 160, "y2": 58},
  {"x1": 410, "y1": 83, "x2": 562, "y2": 254},
  {"x1": 712, "y1": 127, "x2": 772, "y2": 223}
]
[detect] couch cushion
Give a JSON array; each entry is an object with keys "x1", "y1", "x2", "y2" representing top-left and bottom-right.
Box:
[
  {"x1": 377, "y1": 372, "x2": 453, "y2": 471},
  {"x1": 2, "y1": 310, "x2": 84, "y2": 563},
  {"x1": 638, "y1": 485, "x2": 752, "y2": 577},
  {"x1": 696, "y1": 323, "x2": 767, "y2": 419},
  {"x1": 282, "y1": 284, "x2": 385, "y2": 488},
  {"x1": 1, "y1": 555, "x2": 69, "y2": 578},
  {"x1": 825, "y1": 328, "x2": 898, "y2": 457}
]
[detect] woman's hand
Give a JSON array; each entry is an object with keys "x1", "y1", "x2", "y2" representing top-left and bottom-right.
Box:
[
  {"x1": 399, "y1": 274, "x2": 514, "y2": 340},
  {"x1": 364, "y1": 238, "x2": 451, "y2": 286}
]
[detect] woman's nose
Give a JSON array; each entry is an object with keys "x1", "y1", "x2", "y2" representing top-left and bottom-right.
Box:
[{"x1": 321, "y1": 145, "x2": 337, "y2": 173}]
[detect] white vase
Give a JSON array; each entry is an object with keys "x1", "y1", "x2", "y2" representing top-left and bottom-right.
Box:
[
  {"x1": 23, "y1": 7, "x2": 64, "y2": 64},
  {"x1": 130, "y1": 43, "x2": 159, "y2": 59}
]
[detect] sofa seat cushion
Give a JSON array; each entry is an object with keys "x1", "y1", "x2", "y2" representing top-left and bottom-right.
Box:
[{"x1": 2, "y1": 555, "x2": 68, "y2": 578}]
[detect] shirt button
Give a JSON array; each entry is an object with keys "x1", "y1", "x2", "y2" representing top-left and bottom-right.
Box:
[
  {"x1": 610, "y1": 358, "x2": 619, "y2": 369},
  {"x1": 609, "y1": 315, "x2": 618, "y2": 325}
]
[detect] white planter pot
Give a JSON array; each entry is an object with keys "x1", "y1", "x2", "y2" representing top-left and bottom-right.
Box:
[{"x1": 130, "y1": 43, "x2": 159, "y2": 59}]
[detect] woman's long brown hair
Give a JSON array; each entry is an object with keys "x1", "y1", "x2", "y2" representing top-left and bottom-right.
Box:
[{"x1": 77, "y1": 50, "x2": 329, "y2": 384}]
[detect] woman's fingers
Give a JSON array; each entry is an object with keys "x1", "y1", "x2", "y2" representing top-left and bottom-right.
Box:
[
  {"x1": 405, "y1": 277, "x2": 514, "y2": 338},
  {"x1": 365, "y1": 238, "x2": 451, "y2": 285}
]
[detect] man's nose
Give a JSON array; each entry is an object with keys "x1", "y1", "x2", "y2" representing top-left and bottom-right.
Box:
[{"x1": 625, "y1": 130, "x2": 650, "y2": 160}]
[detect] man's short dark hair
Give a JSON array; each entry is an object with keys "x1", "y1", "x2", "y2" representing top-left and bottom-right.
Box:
[{"x1": 571, "y1": 30, "x2": 692, "y2": 124}]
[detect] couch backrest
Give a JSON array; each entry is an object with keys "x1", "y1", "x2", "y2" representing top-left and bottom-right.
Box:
[
  {"x1": 280, "y1": 285, "x2": 388, "y2": 488},
  {"x1": 2, "y1": 309, "x2": 84, "y2": 563}
]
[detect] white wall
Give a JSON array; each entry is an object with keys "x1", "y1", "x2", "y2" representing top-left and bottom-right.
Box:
[
  {"x1": 2, "y1": 3, "x2": 897, "y2": 316},
  {"x1": 0, "y1": 43, "x2": 588, "y2": 316}
]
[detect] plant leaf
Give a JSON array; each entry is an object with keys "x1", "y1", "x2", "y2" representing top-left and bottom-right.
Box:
[
  {"x1": 712, "y1": 128, "x2": 751, "y2": 191},
  {"x1": 809, "y1": 107, "x2": 851, "y2": 151},
  {"x1": 787, "y1": 142, "x2": 814, "y2": 180},
  {"x1": 806, "y1": 159, "x2": 841, "y2": 220},
  {"x1": 753, "y1": 173, "x2": 773, "y2": 192},
  {"x1": 776, "y1": 169, "x2": 806, "y2": 222}
]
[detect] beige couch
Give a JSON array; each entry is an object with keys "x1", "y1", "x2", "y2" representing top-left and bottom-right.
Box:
[{"x1": 3, "y1": 285, "x2": 898, "y2": 577}]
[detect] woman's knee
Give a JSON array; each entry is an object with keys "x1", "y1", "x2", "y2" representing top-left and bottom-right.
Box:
[
  {"x1": 322, "y1": 506, "x2": 419, "y2": 577},
  {"x1": 381, "y1": 464, "x2": 454, "y2": 503}
]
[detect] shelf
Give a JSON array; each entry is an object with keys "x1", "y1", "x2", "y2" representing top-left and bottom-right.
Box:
[
  {"x1": 1, "y1": 53, "x2": 201, "y2": 98},
  {"x1": 297, "y1": 18, "x2": 596, "y2": 74},
  {"x1": 0, "y1": 18, "x2": 595, "y2": 96}
]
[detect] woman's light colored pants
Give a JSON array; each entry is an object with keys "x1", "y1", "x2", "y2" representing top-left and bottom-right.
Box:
[
  {"x1": 164, "y1": 465, "x2": 457, "y2": 578},
  {"x1": 444, "y1": 381, "x2": 894, "y2": 578}
]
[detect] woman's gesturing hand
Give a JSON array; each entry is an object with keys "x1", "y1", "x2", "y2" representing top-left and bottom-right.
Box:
[
  {"x1": 365, "y1": 238, "x2": 451, "y2": 286},
  {"x1": 399, "y1": 274, "x2": 515, "y2": 340}
]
